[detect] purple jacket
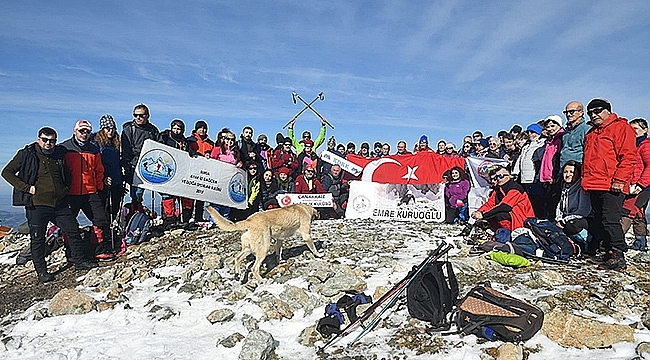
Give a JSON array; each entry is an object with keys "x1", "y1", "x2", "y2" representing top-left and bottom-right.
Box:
[{"x1": 445, "y1": 179, "x2": 470, "y2": 208}]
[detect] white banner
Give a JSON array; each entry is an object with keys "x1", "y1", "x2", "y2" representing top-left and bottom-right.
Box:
[
  {"x1": 345, "y1": 181, "x2": 445, "y2": 222},
  {"x1": 275, "y1": 193, "x2": 334, "y2": 207},
  {"x1": 319, "y1": 150, "x2": 364, "y2": 176},
  {"x1": 133, "y1": 140, "x2": 248, "y2": 209},
  {"x1": 465, "y1": 156, "x2": 509, "y2": 188}
]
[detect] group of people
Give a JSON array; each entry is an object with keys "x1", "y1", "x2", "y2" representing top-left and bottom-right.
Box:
[
  {"x1": 461, "y1": 98, "x2": 644, "y2": 272},
  {"x1": 2, "y1": 97, "x2": 645, "y2": 282}
]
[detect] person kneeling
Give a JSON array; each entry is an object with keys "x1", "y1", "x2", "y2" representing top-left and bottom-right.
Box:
[{"x1": 471, "y1": 165, "x2": 535, "y2": 231}]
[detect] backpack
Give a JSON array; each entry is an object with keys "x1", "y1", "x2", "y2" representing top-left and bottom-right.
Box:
[
  {"x1": 524, "y1": 218, "x2": 577, "y2": 260},
  {"x1": 118, "y1": 202, "x2": 145, "y2": 233},
  {"x1": 123, "y1": 212, "x2": 151, "y2": 246},
  {"x1": 456, "y1": 283, "x2": 544, "y2": 342},
  {"x1": 406, "y1": 261, "x2": 459, "y2": 330}
]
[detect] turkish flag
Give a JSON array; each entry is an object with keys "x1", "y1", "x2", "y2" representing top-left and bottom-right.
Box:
[{"x1": 347, "y1": 153, "x2": 466, "y2": 184}]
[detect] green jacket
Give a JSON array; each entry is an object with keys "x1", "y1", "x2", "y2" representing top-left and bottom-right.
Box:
[{"x1": 288, "y1": 126, "x2": 326, "y2": 153}]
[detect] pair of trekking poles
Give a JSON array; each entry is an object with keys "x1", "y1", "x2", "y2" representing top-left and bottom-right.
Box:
[{"x1": 318, "y1": 241, "x2": 453, "y2": 353}]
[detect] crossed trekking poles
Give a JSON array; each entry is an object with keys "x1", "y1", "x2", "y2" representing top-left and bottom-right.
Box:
[
  {"x1": 318, "y1": 241, "x2": 452, "y2": 353},
  {"x1": 283, "y1": 91, "x2": 335, "y2": 130}
]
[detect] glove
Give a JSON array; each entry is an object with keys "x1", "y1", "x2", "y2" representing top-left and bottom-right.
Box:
[
  {"x1": 456, "y1": 200, "x2": 464, "y2": 208},
  {"x1": 249, "y1": 182, "x2": 260, "y2": 205}
]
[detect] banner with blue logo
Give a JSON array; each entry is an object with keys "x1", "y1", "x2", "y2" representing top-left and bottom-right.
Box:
[{"x1": 133, "y1": 140, "x2": 248, "y2": 209}]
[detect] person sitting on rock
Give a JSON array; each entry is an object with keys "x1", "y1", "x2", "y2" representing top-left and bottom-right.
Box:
[{"x1": 471, "y1": 165, "x2": 535, "y2": 231}]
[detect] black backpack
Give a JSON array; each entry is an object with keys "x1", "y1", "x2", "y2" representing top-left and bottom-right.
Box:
[
  {"x1": 406, "y1": 261, "x2": 459, "y2": 330},
  {"x1": 456, "y1": 283, "x2": 544, "y2": 342},
  {"x1": 524, "y1": 218, "x2": 577, "y2": 260}
]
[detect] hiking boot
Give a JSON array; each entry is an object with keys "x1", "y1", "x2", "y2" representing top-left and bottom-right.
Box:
[
  {"x1": 37, "y1": 272, "x2": 55, "y2": 283},
  {"x1": 585, "y1": 249, "x2": 609, "y2": 264},
  {"x1": 15, "y1": 255, "x2": 29, "y2": 266},
  {"x1": 630, "y1": 236, "x2": 648, "y2": 251},
  {"x1": 457, "y1": 223, "x2": 473, "y2": 237},
  {"x1": 597, "y1": 250, "x2": 627, "y2": 271},
  {"x1": 96, "y1": 253, "x2": 116, "y2": 261},
  {"x1": 75, "y1": 260, "x2": 99, "y2": 271}
]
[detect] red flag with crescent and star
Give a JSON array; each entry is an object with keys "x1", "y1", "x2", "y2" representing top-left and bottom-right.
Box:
[{"x1": 347, "y1": 152, "x2": 466, "y2": 184}]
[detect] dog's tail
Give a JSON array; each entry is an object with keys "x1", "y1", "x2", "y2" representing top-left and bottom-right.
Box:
[{"x1": 205, "y1": 205, "x2": 242, "y2": 232}]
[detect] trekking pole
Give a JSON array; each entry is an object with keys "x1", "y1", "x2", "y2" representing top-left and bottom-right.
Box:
[
  {"x1": 293, "y1": 92, "x2": 334, "y2": 129},
  {"x1": 282, "y1": 92, "x2": 324, "y2": 129},
  {"x1": 346, "y1": 243, "x2": 452, "y2": 348},
  {"x1": 318, "y1": 241, "x2": 451, "y2": 353}
]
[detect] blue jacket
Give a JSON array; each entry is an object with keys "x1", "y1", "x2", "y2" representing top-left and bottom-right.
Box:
[
  {"x1": 560, "y1": 119, "x2": 590, "y2": 168},
  {"x1": 556, "y1": 179, "x2": 591, "y2": 225}
]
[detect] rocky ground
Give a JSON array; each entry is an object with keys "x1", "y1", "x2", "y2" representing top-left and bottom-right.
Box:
[{"x1": 1, "y1": 219, "x2": 650, "y2": 359}]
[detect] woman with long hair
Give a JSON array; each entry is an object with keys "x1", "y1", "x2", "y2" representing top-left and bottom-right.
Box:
[
  {"x1": 231, "y1": 161, "x2": 262, "y2": 221},
  {"x1": 94, "y1": 114, "x2": 122, "y2": 219},
  {"x1": 555, "y1": 161, "x2": 591, "y2": 252},
  {"x1": 444, "y1": 166, "x2": 470, "y2": 224},
  {"x1": 209, "y1": 128, "x2": 243, "y2": 219}
]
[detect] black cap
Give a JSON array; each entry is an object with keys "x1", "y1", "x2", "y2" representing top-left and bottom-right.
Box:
[{"x1": 587, "y1": 98, "x2": 612, "y2": 112}]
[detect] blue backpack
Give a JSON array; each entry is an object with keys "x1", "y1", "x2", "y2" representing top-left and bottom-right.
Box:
[{"x1": 123, "y1": 212, "x2": 151, "y2": 246}]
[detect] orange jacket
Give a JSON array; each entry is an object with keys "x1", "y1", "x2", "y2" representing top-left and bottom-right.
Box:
[
  {"x1": 61, "y1": 138, "x2": 104, "y2": 195},
  {"x1": 187, "y1": 132, "x2": 214, "y2": 156},
  {"x1": 581, "y1": 113, "x2": 636, "y2": 194}
]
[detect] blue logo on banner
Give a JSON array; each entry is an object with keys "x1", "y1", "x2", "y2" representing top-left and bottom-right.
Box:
[
  {"x1": 139, "y1": 149, "x2": 177, "y2": 184},
  {"x1": 229, "y1": 172, "x2": 247, "y2": 203}
]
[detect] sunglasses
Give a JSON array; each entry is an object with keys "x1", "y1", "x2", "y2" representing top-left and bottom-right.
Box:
[
  {"x1": 587, "y1": 107, "x2": 606, "y2": 117},
  {"x1": 248, "y1": 167, "x2": 257, "y2": 171},
  {"x1": 562, "y1": 109, "x2": 581, "y2": 116},
  {"x1": 78, "y1": 129, "x2": 91, "y2": 135},
  {"x1": 39, "y1": 137, "x2": 57, "y2": 144},
  {"x1": 133, "y1": 113, "x2": 148, "y2": 118},
  {"x1": 489, "y1": 173, "x2": 508, "y2": 182}
]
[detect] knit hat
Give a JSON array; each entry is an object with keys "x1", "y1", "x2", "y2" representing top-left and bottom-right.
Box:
[
  {"x1": 275, "y1": 132, "x2": 285, "y2": 146},
  {"x1": 544, "y1": 114, "x2": 564, "y2": 127},
  {"x1": 361, "y1": 142, "x2": 370, "y2": 149},
  {"x1": 74, "y1": 120, "x2": 92, "y2": 132},
  {"x1": 346, "y1": 142, "x2": 356, "y2": 149},
  {"x1": 327, "y1": 136, "x2": 336, "y2": 147},
  {"x1": 526, "y1": 123, "x2": 543, "y2": 135},
  {"x1": 278, "y1": 167, "x2": 292, "y2": 175},
  {"x1": 99, "y1": 114, "x2": 116, "y2": 129},
  {"x1": 587, "y1": 98, "x2": 612, "y2": 112},
  {"x1": 257, "y1": 134, "x2": 268, "y2": 142},
  {"x1": 302, "y1": 130, "x2": 311, "y2": 139},
  {"x1": 283, "y1": 136, "x2": 293, "y2": 145},
  {"x1": 477, "y1": 138, "x2": 489, "y2": 148},
  {"x1": 373, "y1": 141, "x2": 382, "y2": 149},
  {"x1": 302, "y1": 139, "x2": 314, "y2": 147},
  {"x1": 170, "y1": 119, "x2": 185, "y2": 133},
  {"x1": 194, "y1": 120, "x2": 208, "y2": 131},
  {"x1": 419, "y1": 135, "x2": 428, "y2": 144}
]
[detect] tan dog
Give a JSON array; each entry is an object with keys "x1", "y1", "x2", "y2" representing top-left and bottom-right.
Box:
[{"x1": 205, "y1": 204, "x2": 323, "y2": 281}]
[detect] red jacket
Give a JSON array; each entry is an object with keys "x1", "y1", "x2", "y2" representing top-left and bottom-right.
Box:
[
  {"x1": 294, "y1": 174, "x2": 325, "y2": 194},
  {"x1": 272, "y1": 149, "x2": 299, "y2": 177},
  {"x1": 187, "y1": 132, "x2": 214, "y2": 156},
  {"x1": 631, "y1": 137, "x2": 650, "y2": 188},
  {"x1": 60, "y1": 138, "x2": 104, "y2": 195},
  {"x1": 478, "y1": 180, "x2": 535, "y2": 230},
  {"x1": 582, "y1": 113, "x2": 636, "y2": 194}
]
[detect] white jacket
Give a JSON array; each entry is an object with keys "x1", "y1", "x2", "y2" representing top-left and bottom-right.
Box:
[{"x1": 512, "y1": 137, "x2": 545, "y2": 184}]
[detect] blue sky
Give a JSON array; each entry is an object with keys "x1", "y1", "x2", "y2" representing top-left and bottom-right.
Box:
[{"x1": 1, "y1": 0, "x2": 650, "y2": 196}]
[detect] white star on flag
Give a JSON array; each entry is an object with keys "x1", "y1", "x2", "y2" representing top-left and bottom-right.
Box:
[{"x1": 401, "y1": 165, "x2": 419, "y2": 181}]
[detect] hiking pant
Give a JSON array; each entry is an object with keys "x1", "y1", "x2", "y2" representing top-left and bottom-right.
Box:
[
  {"x1": 484, "y1": 212, "x2": 512, "y2": 231},
  {"x1": 99, "y1": 186, "x2": 123, "y2": 220},
  {"x1": 588, "y1": 190, "x2": 626, "y2": 253},
  {"x1": 621, "y1": 216, "x2": 648, "y2": 236},
  {"x1": 69, "y1": 193, "x2": 110, "y2": 246},
  {"x1": 194, "y1": 200, "x2": 206, "y2": 221},
  {"x1": 161, "y1": 194, "x2": 193, "y2": 219},
  {"x1": 522, "y1": 183, "x2": 546, "y2": 219},
  {"x1": 26, "y1": 202, "x2": 86, "y2": 273},
  {"x1": 562, "y1": 218, "x2": 589, "y2": 237}
]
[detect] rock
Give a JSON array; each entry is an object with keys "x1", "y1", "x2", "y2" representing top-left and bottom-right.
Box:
[
  {"x1": 541, "y1": 309, "x2": 634, "y2": 348},
  {"x1": 642, "y1": 311, "x2": 650, "y2": 330},
  {"x1": 242, "y1": 314, "x2": 259, "y2": 332},
  {"x1": 82, "y1": 267, "x2": 116, "y2": 288},
  {"x1": 207, "y1": 308, "x2": 235, "y2": 324},
  {"x1": 496, "y1": 343, "x2": 523, "y2": 360},
  {"x1": 97, "y1": 302, "x2": 116, "y2": 312},
  {"x1": 116, "y1": 266, "x2": 135, "y2": 283},
  {"x1": 49, "y1": 288, "x2": 95, "y2": 316},
  {"x1": 373, "y1": 286, "x2": 389, "y2": 300},
  {"x1": 202, "y1": 254, "x2": 223, "y2": 270},
  {"x1": 525, "y1": 270, "x2": 564, "y2": 288},
  {"x1": 318, "y1": 273, "x2": 367, "y2": 297},
  {"x1": 170, "y1": 229, "x2": 184, "y2": 236},
  {"x1": 298, "y1": 324, "x2": 321, "y2": 346},
  {"x1": 219, "y1": 332, "x2": 245, "y2": 348},
  {"x1": 238, "y1": 329, "x2": 275, "y2": 360},
  {"x1": 257, "y1": 294, "x2": 293, "y2": 320},
  {"x1": 636, "y1": 341, "x2": 650, "y2": 358},
  {"x1": 278, "y1": 285, "x2": 310, "y2": 311}
]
